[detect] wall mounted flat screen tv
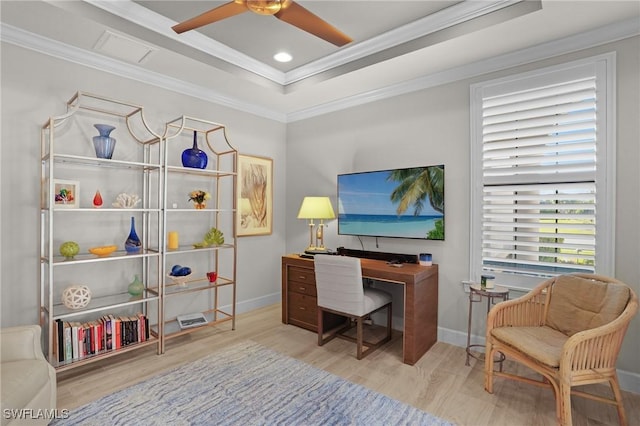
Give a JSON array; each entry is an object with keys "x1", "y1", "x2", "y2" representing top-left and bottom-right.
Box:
[{"x1": 337, "y1": 165, "x2": 444, "y2": 240}]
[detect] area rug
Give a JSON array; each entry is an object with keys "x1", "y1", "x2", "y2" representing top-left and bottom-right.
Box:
[{"x1": 53, "y1": 341, "x2": 453, "y2": 425}]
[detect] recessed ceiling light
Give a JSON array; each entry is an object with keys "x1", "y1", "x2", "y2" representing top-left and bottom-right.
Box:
[{"x1": 273, "y1": 52, "x2": 292, "y2": 63}]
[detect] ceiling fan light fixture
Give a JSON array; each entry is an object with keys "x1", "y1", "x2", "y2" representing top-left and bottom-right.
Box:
[
  {"x1": 246, "y1": 0, "x2": 288, "y2": 16},
  {"x1": 273, "y1": 51, "x2": 292, "y2": 63},
  {"x1": 173, "y1": 0, "x2": 348, "y2": 46}
]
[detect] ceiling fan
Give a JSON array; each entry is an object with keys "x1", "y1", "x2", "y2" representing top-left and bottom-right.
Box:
[{"x1": 172, "y1": 0, "x2": 352, "y2": 47}]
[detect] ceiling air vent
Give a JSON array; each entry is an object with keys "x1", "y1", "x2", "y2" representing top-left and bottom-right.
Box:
[{"x1": 93, "y1": 30, "x2": 155, "y2": 64}]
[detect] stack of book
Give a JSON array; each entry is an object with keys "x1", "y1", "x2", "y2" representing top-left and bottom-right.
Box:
[{"x1": 54, "y1": 313, "x2": 150, "y2": 363}]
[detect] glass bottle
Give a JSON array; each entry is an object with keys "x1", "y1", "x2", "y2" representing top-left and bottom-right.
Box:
[
  {"x1": 181, "y1": 130, "x2": 208, "y2": 169},
  {"x1": 128, "y1": 275, "x2": 144, "y2": 297},
  {"x1": 124, "y1": 216, "x2": 142, "y2": 253}
]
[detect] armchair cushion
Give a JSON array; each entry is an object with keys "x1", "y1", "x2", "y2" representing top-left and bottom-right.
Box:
[
  {"x1": 546, "y1": 274, "x2": 630, "y2": 336},
  {"x1": 491, "y1": 326, "x2": 567, "y2": 368},
  {"x1": 0, "y1": 325, "x2": 56, "y2": 426},
  {"x1": 1, "y1": 360, "x2": 53, "y2": 414}
]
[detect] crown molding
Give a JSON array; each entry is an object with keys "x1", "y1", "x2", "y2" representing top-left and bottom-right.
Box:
[
  {"x1": 1, "y1": 17, "x2": 638, "y2": 124},
  {"x1": 286, "y1": 17, "x2": 640, "y2": 122},
  {"x1": 0, "y1": 23, "x2": 287, "y2": 122}
]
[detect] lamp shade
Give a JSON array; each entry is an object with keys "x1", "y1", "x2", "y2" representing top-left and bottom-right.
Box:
[{"x1": 297, "y1": 197, "x2": 335, "y2": 220}]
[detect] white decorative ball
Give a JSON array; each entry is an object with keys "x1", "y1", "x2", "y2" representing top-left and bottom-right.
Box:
[{"x1": 62, "y1": 285, "x2": 92, "y2": 309}]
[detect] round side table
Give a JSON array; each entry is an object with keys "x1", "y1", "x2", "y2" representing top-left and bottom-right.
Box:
[{"x1": 465, "y1": 283, "x2": 509, "y2": 366}]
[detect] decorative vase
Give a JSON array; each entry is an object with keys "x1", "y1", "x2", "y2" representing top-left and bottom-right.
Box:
[
  {"x1": 62, "y1": 285, "x2": 91, "y2": 310},
  {"x1": 124, "y1": 216, "x2": 142, "y2": 253},
  {"x1": 128, "y1": 275, "x2": 144, "y2": 296},
  {"x1": 194, "y1": 202, "x2": 206, "y2": 210},
  {"x1": 93, "y1": 190, "x2": 103, "y2": 208},
  {"x1": 181, "y1": 131, "x2": 208, "y2": 169},
  {"x1": 93, "y1": 124, "x2": 117, "y2": 159}
]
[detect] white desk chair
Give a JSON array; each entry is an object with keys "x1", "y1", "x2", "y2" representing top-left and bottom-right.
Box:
[{"x1": 314, "y1": 255, "x2": 392, "y2": 359}]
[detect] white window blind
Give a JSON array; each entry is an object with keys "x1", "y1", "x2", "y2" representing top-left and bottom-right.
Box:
[{"x1": 470, "y1": 54, "x2": 615, "y2": 288}]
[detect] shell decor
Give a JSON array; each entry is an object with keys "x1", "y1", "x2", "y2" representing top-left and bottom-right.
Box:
[
  {"x1": 112, "y1": 193, "x2": 141, "y2": 209},
  {"x1": 62, "y1": 285, "x2": 92, "y2": 310}
]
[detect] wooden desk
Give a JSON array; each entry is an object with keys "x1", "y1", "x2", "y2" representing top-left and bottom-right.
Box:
[{"x1": 281, "y1": 254, "x2": 438, "y2": 365}]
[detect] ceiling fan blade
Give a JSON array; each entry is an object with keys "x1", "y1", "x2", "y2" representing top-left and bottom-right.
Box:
[
  {"x1": 172, "y1": 1, "x2": 248, "y2": 34},
  {"x1": 275, "y1": 2, "x2": 352, "y2": 47}
]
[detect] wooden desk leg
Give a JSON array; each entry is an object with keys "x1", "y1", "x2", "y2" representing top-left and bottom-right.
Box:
[{"x1": 403, "y1": 274, "x2": 438, "y2": 365}]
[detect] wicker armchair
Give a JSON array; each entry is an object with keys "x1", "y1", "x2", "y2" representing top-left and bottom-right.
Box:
[{"x1": 484, "y1": 273, "x2": 638, "y2": 426}]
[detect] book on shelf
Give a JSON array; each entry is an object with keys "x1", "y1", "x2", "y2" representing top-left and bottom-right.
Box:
[
  {"x1": 130, "y1": 315, "x2": 138, "y2": 344},
  {"x1": 142, "y1": 314, "x2": 149, "y2": 341},
  {"x1": 63, "y1": 322, "x2": 72, "y2": 361},
  {"x1": 71, "y1": 322, "x2": 80, "y2": 360},
  {"x1": 112, "y1": 315, "x2": 121, "y2": 350},
  {"x1": 137, "y1": 312, "x2": 147, "y2": 342},
  {"x1": 120, "y1": 316, "x2": 130, "y2": 346},
  {"x1": 52, "y1": 313, "x2": 150, "y2": 363},
  {"x1": 77, "y1": 324, "x2": 85, "y2": 359},
  {"x1": 101, "y1": 315, "x2": 113, "y2": 351},
  {"x1": 55, "y1": 319, "x2": 64, "y2": 363},
  {"x1": 82, "y1": 322, "x2": 91, "y2": 357},
  {"x1": 86, "y1": 321, "x2": 93, "y2": 355},
  {"x1": 177, "y1": 312, "x2": 208, "y2": 329}
]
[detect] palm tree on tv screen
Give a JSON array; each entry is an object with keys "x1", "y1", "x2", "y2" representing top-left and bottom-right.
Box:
[{"x1": 387, "y1": 166, "x2": 444, "y2": 215}]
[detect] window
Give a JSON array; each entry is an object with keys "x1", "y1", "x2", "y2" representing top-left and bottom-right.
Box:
[{"x1": 470, "y1": 54, "x2": 615, "y2": 289}]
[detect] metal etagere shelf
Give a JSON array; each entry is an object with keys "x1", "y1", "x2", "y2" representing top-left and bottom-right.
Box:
[
  {"x1": 39, "y1": 92, "x2": 237, "y2": 370},
  {"x1": 159, "y1": 116, "x2": 237, "y2": 352}
]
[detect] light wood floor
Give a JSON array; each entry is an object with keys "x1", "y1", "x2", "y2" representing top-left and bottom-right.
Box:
[{"x1": 57, "y1": 303, "x2": 639, "y2": 425}]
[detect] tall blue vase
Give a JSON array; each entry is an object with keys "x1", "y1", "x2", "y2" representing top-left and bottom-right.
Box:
[
  {"x1": 93, "y1": 124, "x2": 116, "y2": 159},
  {"x1": 181, "y1": 131, "x2": 208, "y2": 169},
  {"x1": 125, "y1": 216, "x2": 142, "y2": 254}
]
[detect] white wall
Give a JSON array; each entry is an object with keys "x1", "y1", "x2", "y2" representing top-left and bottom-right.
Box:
[
  {"x1": 1, "y1": 31, "x2": 638, "y2": 390},
  {"x1": 285, "y1": 36, "x2": 640, "y2": 381},
  {"x1": 0, "y1": 43, "x2": 286, "y2": 327}
]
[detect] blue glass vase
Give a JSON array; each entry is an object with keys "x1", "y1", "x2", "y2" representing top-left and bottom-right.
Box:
[
  {"x1": 93, "y1": 124, "x2": 116, "y2": 159},
  {"x1": 125, "y1": 216, "x2": 142, "y2": 254},
  {"x1": 181, "y1": 131, "x2": 208, "y2": 169}
]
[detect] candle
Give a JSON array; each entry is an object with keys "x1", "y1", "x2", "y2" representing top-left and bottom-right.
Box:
[
  {"x1": 481, "y1": 274, "x2": 495, "y2": 289},
  {"x1": 419, "y1": 253, "x2": 432, "y2": 266},
  {"x1": 168, "y1": 231, "x2": 179, "y2": 250}
]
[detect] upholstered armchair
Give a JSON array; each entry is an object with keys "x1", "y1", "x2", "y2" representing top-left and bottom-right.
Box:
[
  {"x1": 484, "y1": 273, "x2": 638, "y2": 426},
  {"x1": 1, "y1": 325, "x2": 57, "y2": 426}
]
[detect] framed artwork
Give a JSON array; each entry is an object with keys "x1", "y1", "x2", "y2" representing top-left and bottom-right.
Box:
[
  {"x1": 237, "y1": 154, "x2": 273, "y2": 236},
  {"x1": 53, "y1": 179, "x2": 80, "y2": 208}
]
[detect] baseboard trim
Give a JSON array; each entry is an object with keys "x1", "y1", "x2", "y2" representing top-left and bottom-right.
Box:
[
  {"x1": 235, "y1": 293, "x2": 282, "y2": 315},
  {"x1": 437, "y1": 326, "x2": 640, "y2": 394}
]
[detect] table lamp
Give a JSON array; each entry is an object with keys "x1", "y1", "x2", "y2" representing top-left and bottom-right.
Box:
[{"x1": 297, "y1": 196, "x2": 335, "y2": 254}]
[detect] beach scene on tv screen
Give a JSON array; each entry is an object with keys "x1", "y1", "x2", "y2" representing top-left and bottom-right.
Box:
[{"x1": 338, "y1": 165, "x2": 445, "y2": 240}]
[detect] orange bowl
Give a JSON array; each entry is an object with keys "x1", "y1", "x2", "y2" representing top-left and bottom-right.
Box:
[{"x1": 88, "y1": 245, "x2": 118, "y2": 256}]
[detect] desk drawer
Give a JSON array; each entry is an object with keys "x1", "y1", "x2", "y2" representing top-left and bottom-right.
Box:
[
  {"x1": 288, "y1": 292, "x2": 317, "y2": 327},
  {"x1": 288, "y1": 281, "x2": 316, "y2": 297},
  {"x1": 288, "y1": 266, "x2": 316, "y2": 286}
]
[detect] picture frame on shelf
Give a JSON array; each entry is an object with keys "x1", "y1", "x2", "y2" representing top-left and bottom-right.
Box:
[
  {"x1": 53, "y1": 179, "x2": 80, "y2": 209},
  {"x1": 237, "y1": 154, "x2": 273, "y2": 236}
]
